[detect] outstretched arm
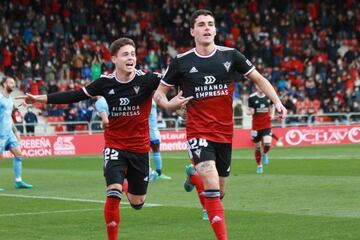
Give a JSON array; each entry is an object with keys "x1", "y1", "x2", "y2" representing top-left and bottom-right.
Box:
[
  {"x1": 269, "y1": 105, "x2": 275, "y2": 120},
  {"x1": 154, "y1": 83, "x2": 193, "y2": 112},
  {"x1": 17, "y1": 89, "x2": 89, "y2": 105},
  {"x1": 247, "y1": 70, "x2": 287, "y2": 118}
]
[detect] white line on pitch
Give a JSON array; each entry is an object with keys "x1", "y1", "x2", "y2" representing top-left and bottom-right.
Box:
[
  {"x1": 0, "y1": 193, "x2": 162, "y2": 207},
  {"x1": 0, "y1": 208, "x2": 106, "y2": 217}
]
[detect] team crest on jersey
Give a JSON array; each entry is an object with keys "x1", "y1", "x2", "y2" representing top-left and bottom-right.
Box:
[
  {"x1": 133, "y1": 86, "x2": 140, "y2": 94},
  {"x1": 108, "y1": 89, "x2": 115, "y2": 95},
  {"x1": 223, "y1": 61, "x2": 231, "y2": 72}
]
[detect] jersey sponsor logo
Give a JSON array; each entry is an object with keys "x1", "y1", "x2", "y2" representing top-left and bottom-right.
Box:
[
  {"x1": 119, "y1": 98, "x2": 130, "y2": 105},
  {"x1": 189, "y1": 66, "x2": 198, "y2": 73},
  {"x1": 108, "y1": 89, "x2": 115, "y2": 95},
  {"x1": 223, "y1": 61, "x2": 231, "y2": 72},
  {"x1": 204, "y1": 75, "x2": 216, "y2": 84},
  {"x1": 194, "y1": 83, "x2": 229, "y2": 98},
  {"x1": 133, "y1": 86, "x2": 140, "y2": 94}
]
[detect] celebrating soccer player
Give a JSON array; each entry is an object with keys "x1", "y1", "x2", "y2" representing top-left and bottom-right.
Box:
[
  {"x1": 154, "y1": 9, "x2": 287, "y2": 240},
  {"x1": 17, "y1": 38, "x2": 162, "y2": 240}
]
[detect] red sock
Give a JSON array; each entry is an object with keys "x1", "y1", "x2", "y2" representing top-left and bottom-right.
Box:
[
  {"x1": 263, "y1": 144, "x2": 270, "y2": 154},
  {"x1": 104, "y1": 197, "x2": 120, "y2": 240},
  {"x1": 204, "y1": 195, "x2": 227, "y2": 240},
  {"x1": 191, "y1": 173, "x2": 205, "y2": 208},
  {"x1": 255, "y1": 147, "x2": 261, "y2": 165}
]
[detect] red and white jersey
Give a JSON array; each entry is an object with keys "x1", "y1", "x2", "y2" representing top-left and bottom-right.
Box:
[
  {"x1": 161, "y1": 46, "x2": 255, "y2": 143},
  {"x1": 248, "y1": 92, "x2": 273, "y2": 130},
  {"x1": 83, "y1": 70, "x2": 161, "y2": 153}
]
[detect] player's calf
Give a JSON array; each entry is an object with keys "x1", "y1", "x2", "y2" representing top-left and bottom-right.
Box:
[
  {"x1": 203, "y1": 189, "x2": 227, "y2": 240},
  {"x1": 104, "y1": 188, "x2": 122, "y2": 240}
]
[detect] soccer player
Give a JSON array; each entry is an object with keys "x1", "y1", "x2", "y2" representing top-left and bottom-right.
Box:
[
  {"x1": 0, "y1": 76, "x2": 33, "y2": 190},
  {"x1": 148, "y1": 99, "x2": 171, "y2": 181},
  {"x1": 154, "y1": 9, "x2": 287, "y2": 240},
  {"x1": 17, "y1": 38, "x2": 162, "y2": 240},
  {"x1": 247, "y1": 84, "x2": 275, "y2": 174}
]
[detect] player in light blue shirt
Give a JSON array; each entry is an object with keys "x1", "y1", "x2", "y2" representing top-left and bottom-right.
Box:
[
  {"x1": 149, "y1": 99, "x2": 171, "y2": 181},
  {"x1": 0, "y1": 76, "x2": 32, "y2": 190},
  {"x1": 94, "y1": 96, "x2": 109, "y2": 127}
]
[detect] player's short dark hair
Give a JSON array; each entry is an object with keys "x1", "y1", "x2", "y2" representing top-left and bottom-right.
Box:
[
  {"x1": 109, "y1": 38, "x2": 136, "y2": 56},
  {"x1": 1, "y1": 76, "x2": 12, "y2": 86},
  {"x1": 190, "y1": 9, "x2": 214, "y2": 28}
]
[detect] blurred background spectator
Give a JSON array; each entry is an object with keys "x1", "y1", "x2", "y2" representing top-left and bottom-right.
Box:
[
  {"x1": 0, "y1": 0, "x2": 358, "y2": 128},
  {"x1": 24, "y1": 106, "x2": 38, "y2": 136},
  {"x1": 12, "y1": 107, "x2": 24, "y2": 134}
]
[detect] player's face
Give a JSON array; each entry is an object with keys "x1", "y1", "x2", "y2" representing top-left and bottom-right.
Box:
[
  {"x1": 190, "y1": 15, "x2": 216, "y2": 46},
  {"x1": 4, "y1": 77, "x2": 16, "y2": 93},
  {"x1": 112, "y1": 45, "x2": 136, "y2": 74}
]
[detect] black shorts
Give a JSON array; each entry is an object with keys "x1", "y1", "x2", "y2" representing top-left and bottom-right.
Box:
[
  {"x1": 103, "y1": 147, "x2": 149, "y2": 195},
  {"x1": 251, "y1": 128, "x2": 272, "y2": 143},
  {"x1": 187, "y1": 138, "x2": 232, "y2": 177}
]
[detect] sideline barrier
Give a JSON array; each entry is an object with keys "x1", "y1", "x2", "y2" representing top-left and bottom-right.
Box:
[{"x1": 4, "y1": 125, "x2": 360, "y2": 157}]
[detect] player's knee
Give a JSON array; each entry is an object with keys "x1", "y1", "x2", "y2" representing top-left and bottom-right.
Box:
[
  {"x1": 130, "y1": 202, "x2": 144, "y2": 210},
  {"x1": 106, "y1": 188, "x2": 122, "y2": 200}
]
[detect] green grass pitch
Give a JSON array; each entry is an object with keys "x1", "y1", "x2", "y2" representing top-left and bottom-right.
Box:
[{"x1": 0, "y1": 144, "x2": 359, "y2": 240}]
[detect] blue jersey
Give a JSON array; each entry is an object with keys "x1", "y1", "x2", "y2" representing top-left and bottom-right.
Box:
[
  {"x1": 149, "y1": 99, "x2": 160, "y2": 142},
  {"x1": 149, "y1": 99, "x2": 158, "y2": 132},
  {"x1": 0, "y1": 93, "x2": 14, "y2": 136},
  {"x1": 94, "y1": 96, "x2": 109, "y2": 116}
]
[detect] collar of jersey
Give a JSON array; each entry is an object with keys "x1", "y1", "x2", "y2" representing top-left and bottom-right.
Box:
[
  {"x1": 114, "y1": 70, "x2": 136, "y2": 84},
  {"x1": 256, "y1": 92, "x2": 266, "y2": 98},
  {"x1": 194, "y1": 46, "x2": 217, "y2": 58}
]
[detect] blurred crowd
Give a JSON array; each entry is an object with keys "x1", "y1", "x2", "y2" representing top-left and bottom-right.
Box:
[{"x1": 0, "y1": 0, "x2": 359, "y2": 126}]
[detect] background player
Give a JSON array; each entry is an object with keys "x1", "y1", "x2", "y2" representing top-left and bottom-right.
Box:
[
  {"x1": 0, "y1": 76, "x2": 33, "y2": 189},
  {"x1": 149, "y1": 99, "x2": 171, "y2": 181},
  {"x1": 94, "y1": 96, "x2": 109, "y2": 127},
  {"x1": 17, "y1": 38, "x2": 162, "y2": 240},
  {"x1": 247, "y1": 84, "x2": 275, "y2": 174},
  {"x1": 154, "y1": 9, "x2": 287, "y2": 240}
]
